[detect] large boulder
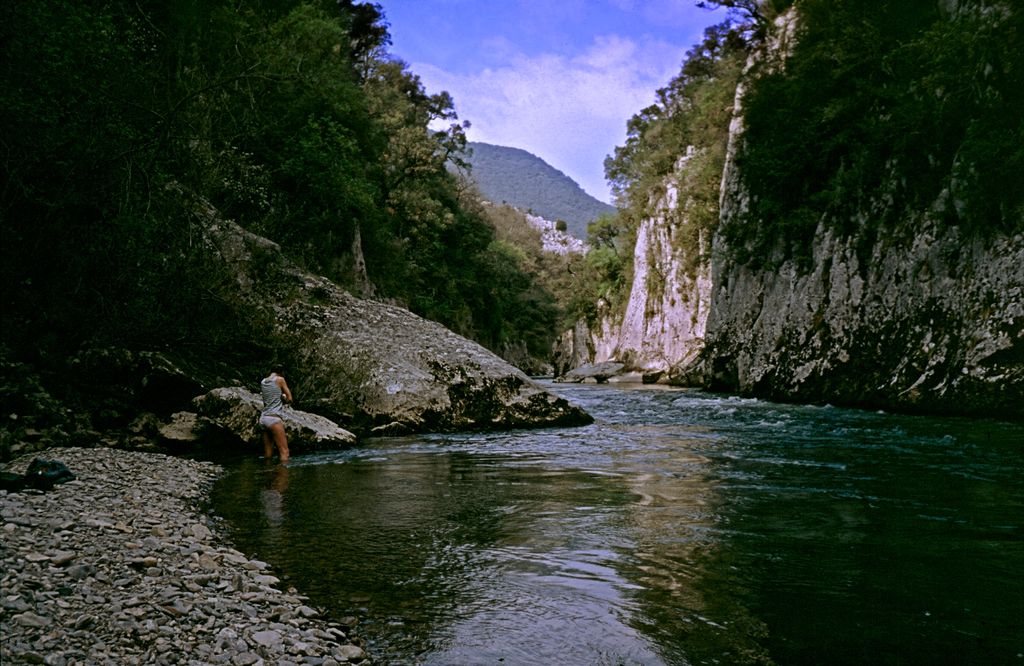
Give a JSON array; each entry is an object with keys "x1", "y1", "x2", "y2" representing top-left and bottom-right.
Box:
[
  {"x1": 192, "y1": 387, "x2": 357, "y2": 451},
  {"x1": 200, "y1": 211, "x2": 592, "y2": 432}
]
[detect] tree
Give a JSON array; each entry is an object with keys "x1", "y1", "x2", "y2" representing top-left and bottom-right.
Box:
[
  {"x1": 697, "y1": 0, "x2": 765, "y2": 24},
  {"x1": 0, "y1": 0, "x2": 569, "y2": 374},
  {"x1": 696, "y1": 0, "x2": 792, "y2": 39},
  {"x1": 724, "y1": 0, "x2": 1024, "y2": 268}
]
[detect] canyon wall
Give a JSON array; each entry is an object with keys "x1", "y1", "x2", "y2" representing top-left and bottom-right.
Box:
[{"x1": 562, "y1": 8, "x2": 1023, "y2": 416}]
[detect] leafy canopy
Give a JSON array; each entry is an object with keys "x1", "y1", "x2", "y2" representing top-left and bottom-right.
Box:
[
  {"x1": 725, "y1": 0, "x2": 1024, "y2": 268},
  {"x1": 1, "y1": 0, "x2": 561, "y2": 369}
]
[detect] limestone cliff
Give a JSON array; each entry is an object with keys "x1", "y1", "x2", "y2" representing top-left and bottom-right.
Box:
[
  {"x1": 554, "y1": 150, "x2": 711, "y2": 378},
  {"x1": 611, "y1": 149, "x2": 713, "y2": 375}
]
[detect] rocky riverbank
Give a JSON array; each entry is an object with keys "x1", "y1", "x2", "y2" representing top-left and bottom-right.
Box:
[{"x1": 1, "y1": 447, "x2": 369, "y2": 665}]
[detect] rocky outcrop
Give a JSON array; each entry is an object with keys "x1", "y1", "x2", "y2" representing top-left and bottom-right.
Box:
[
  {"x1": 700, "y1": 220, "x2": 1024, "y2": 415},
  {"x1": 524, "y1": 213, "x2": 586, "y2": 255},
  {"x1": 551, "y1": 318, "x2": 597, "y2": 378},
  {"x1": 696, "y1": 7, "x2": 1023, "y2": 416},
  {"x1": 200, "y1": 209, "x2": 591, "y2": 432},
  {"x1": 558, "y1": 7, "x2": 1023, "y2": 417},
  {"x1": 190, "y1": 387, "x2": 357, "y2": 451},
  {"x1": 611, "y1": 149, "x2": 712, "y2": 374}
]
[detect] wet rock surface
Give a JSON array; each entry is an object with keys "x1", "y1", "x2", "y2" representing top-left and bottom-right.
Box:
[
  {"x1": 191, "y1": 387, "x2": 358, "y2": 452},
  {"x1": 1, "y1": 447, "x2": 370, "y2": 665}
]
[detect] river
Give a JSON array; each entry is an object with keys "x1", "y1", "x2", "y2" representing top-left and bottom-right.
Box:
[{"x1": 211, "y1": 382, "x2": 1024, "y2": 665}]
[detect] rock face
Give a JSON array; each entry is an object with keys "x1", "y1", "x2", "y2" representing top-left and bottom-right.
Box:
[
  {"x1": 201, "y1": 212, "x2": 591, "y2": 432},
  {"x1": 697, "y1": 7, "x2": 1023, "y2": 415},
  {"x1": 559, "y1": 8, "x2": 1023, "y2": 417},
  {"x1": 191, "y1": 387, "x2": 357, "y2": 451},
  {"x1": 700, "y1": 221, "x2": 1024, "y2": 415},
  {"x1": 552, "y1": 150, "x2": 712, "y2": 380}
]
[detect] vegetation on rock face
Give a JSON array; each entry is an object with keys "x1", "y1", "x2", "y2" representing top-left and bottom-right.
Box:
[
  {"x1": 0, "y1": 0, "x2": 558, "y2": 379},
  {"x1": 584, "y1": 0, "x2": 1022, "y2": 328},
  {"x1": 725, "y1": 0, "x2": 1024, "y2": 268},
  {"x1": 567, "y1": 18, "x2": 749, "y2": 322}
]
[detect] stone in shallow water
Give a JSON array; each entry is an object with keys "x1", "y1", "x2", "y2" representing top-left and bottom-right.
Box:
[
  {"x1": 336, "y1": 644, "x2": 366, "y2": 661},
  {"x1": 297, "y1": 605, "x2": 319, "y2": 618},
  {"x1": 254, "y1": 574, "x2": 280, "y2": 587}
]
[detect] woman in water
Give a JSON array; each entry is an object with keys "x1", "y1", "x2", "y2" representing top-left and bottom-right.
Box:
[{"x1": 259, "y1": 364, "x2": 294, "y2": 463}]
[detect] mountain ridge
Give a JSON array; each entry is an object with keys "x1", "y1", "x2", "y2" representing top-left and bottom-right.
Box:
[{"x1": 464, "y1": 141, "x2": 615, "y2": 240}]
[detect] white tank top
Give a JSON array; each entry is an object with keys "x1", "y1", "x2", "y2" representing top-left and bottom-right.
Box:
[{"x1": 261, "y1": 374, "x2": 284, "y2": 416}]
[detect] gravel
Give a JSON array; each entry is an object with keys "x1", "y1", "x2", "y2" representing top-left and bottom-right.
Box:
[{"x1": 1, "y1": 447, "x2": 370, "y2": 665}]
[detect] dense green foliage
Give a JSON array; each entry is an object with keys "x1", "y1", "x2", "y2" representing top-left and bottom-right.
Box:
[
  {"x1": 479, "y1": 204, "x2": 570, "y2": 365},
  {"x1": 1, "y1": 1, "x2": 556, "y2": 368},
  {"x1": 463, "y1": 142, "x2": 615, "y2": 240},
  {"x1": 726, "y1": 0, "x2": 1024, "y2": 267}
]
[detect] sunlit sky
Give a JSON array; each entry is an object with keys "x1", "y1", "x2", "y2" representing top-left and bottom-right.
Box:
[{"x1": 377, "y1": 0, "x2": 732, "y2": 203}]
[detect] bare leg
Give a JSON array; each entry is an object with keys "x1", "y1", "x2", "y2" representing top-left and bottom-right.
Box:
[
  {"x1": 262, "y1": 429, "x2": 274, "y2": 459},
  {"x1": 270, "y1": 421, "x2": 290, "y2": 463}
]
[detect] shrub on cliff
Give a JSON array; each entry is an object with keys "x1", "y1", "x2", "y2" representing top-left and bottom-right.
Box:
[{"x1": 601, "y1": 20, "x2": 747, "y2": 283}]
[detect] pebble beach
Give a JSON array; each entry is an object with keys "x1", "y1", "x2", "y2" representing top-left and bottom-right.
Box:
[{"x1": 1, "y1": 448, "x2": 370, "y2": 665}]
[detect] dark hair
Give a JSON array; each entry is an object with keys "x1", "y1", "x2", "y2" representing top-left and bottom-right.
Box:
[{"x1": 270, "y1": 363, "x2": 285, "y2": 376}]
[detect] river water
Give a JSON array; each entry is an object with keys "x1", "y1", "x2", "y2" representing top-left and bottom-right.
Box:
[{"x1": 211, "y1": 382, "x2": 1024, "y2": 665}]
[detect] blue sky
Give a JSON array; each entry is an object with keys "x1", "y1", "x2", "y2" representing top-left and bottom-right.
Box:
[{"x1": 377, "y1": 0, "x2": 733, "y2": 203}]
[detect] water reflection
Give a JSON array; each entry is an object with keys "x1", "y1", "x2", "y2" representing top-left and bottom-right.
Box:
[
  {"x1": 260, "y1": 464, "x2": 289, "y2": 525},
  {"x1": 211, "y1": 384, "x2": 1024, "y2": 666}
]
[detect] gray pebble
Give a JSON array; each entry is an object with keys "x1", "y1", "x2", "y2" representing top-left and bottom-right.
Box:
[{"x1": 13, "y1": 611, "x2": 51, "y2": 627}]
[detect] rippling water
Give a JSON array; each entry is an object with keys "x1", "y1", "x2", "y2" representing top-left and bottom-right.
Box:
[{"x1": 211, "y1": 383, "x2": 1024, "y2": 665}]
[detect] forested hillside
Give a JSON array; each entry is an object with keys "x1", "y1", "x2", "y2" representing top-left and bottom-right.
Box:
[
  {"x1": 464, "y1": 142, "x2": 616, "y2": 240},
  {"x1": 1, "y1": 0, "x2": 560, "y2": 373}
]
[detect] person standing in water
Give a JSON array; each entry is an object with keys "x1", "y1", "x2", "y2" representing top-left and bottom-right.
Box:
[{"x1": 259, "y1": 364, "x2": 294, "y2": 463}]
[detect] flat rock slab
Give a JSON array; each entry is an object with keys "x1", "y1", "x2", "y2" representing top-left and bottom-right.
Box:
[
  {"x1": 192, "y1": 386, "x2": 358, "y2": 452},
  {"x1": 202, "y1": 215, "x2": 592, "y2": 431},
  {"x1": 556, "y1": 361, "x2": 627, "y2": 384}
]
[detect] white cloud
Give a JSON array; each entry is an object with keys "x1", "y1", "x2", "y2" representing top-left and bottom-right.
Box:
[{"x1": 413, "y1": 34, "x2": 685, "y2": 203}]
